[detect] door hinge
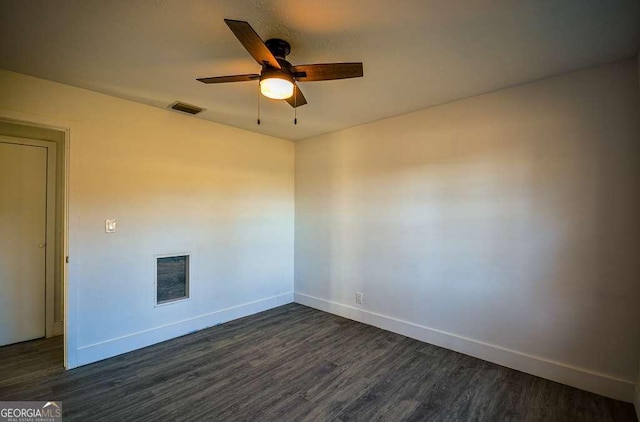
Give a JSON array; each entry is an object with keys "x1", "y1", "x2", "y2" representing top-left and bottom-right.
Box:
[{"x1": 66, "y1": 256, "x2": 69, "y2": 264}]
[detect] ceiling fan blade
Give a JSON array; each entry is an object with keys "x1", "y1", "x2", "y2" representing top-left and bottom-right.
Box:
[
  {"x1": 284, "y1": 84, "x2": 308, "y2": 108},
  {"x1": 196, "y1": 74, "x2": 260, "y2": 84},
  {"x1": 291, "y1": 63, "x2": 363, "y2": 82},
  {"x1": 224, "y1": 19, "x2": 281, "y2": 69}
]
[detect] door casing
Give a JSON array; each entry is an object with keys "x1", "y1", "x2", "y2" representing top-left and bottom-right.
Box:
[{"x1": 1, "y1": 135, "x2": 58, "y2": 339}]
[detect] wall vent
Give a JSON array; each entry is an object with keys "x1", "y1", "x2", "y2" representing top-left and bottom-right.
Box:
[
  {"x1": 155, "y1": 253, "x2": 190, "y2": 305},
  {"x1": 169, "y1": 101, "x2": 205, "y2": 115}
]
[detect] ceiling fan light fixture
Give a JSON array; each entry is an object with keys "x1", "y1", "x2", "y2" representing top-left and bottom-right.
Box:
[
  {"x1": 197, "y1": 19, "x2": 363, "y2": 110},
  {"x1": 260, "y1": 71, "x2": 294, "y2": 100}
]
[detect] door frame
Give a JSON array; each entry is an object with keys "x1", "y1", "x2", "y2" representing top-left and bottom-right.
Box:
[
  {"x1": 0, "y1": 135, "x2": 57, "y2": 338},
  {"x1": 0, "y1": 114, "x2": 71, "y2": 369}
]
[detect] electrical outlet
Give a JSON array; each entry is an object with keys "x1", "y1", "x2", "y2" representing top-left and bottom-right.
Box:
[{"x1": 356, "y1": 292, "x2": 363, "y2": 305}]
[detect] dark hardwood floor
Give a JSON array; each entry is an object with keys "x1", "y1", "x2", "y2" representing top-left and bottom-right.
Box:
[{"x1": 0, "y1": 303, "x2": 636, "y2": 421}]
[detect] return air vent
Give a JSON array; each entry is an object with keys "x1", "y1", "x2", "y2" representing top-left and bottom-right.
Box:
[
  {"x1": 155, "y1": 253, "x2": 190, "y2": 305},
  {"x1": 169, "y1": 101, "x2": 205, "y2": 115}
]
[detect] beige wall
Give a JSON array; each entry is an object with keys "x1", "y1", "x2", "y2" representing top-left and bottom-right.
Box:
[
  {"x1": 295, "y1": 60, "x2": 640, "y2": 401},
  {"x1": 0, "y1": 69, "x2": 295, "y2": 367}
]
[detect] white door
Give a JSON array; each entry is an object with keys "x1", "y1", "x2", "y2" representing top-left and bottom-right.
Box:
[{"x1": 0, "y1": 141, "x2": 48, "y2": 346}]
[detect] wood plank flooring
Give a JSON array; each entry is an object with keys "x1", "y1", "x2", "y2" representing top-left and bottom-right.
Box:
[{"x1": 0, "y1": 303, "x2": 636, "y2": 421}]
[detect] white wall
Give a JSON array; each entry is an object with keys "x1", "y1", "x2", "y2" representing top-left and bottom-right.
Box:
[
  {"x1": 295, "y1": 60, "x2": 640, "y2": 402},
  {"x1": 0, "y1": 70, "x2": 295, "y2": 368}
]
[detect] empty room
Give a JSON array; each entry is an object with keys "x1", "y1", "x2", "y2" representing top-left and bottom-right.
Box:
[{"x1": 0, "y1": 1, "x2": 639, "y2": 421}]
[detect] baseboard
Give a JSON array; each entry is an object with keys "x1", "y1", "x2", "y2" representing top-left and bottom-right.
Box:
[
  {"x1": 52, "y1": 321, "x2": 64, "y2": 336},
  {"x1": 75, "y1": 292, "x2": 293, "y2": 367},
  {"x1": 45, "y1": 321, "x2": 64, "y2": 338},
  {"x1": 294, "y1": 292, "x2": 635, "y2": 403}
]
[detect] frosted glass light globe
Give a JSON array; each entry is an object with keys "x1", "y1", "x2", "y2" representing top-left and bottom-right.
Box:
[{"x1": 260, "y1": 77, "x2": 294, "y2": 99}]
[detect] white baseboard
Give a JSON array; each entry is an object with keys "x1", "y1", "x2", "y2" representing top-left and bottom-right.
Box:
[
  {"x1": 294, "y1": 292, "x2": 635, "y2": 403},
  {"x1": 75, "y1": 292, "x2": 293, "y2": 367},
  {"x1": 52, "y1": 321, "x2": 64, "y2": 337},
  {"x1": 46, "y1": 321, "x2": 64, "y2": 338}
]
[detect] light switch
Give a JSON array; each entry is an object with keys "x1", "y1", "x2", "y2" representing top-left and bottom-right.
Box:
[{"x1": 105, "y1": 219, "x2": 117, "y2": 233}]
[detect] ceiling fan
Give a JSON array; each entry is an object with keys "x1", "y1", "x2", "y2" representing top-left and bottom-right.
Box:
[{"x1": 197, "y1": 19, "x2": 364, "y2": 108}]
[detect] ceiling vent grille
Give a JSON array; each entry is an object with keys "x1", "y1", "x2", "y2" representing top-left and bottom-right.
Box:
[{"x1": 169, "y1": 101, "x2": 205, "y2": 115}]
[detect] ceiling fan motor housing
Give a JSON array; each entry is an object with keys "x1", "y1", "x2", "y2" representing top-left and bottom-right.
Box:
[{"x1": 265, "y1": 38, "x2": 291, "y2": 60}]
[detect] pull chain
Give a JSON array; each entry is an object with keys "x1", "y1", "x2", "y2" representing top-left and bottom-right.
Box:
[
  {"x1": 294, "y1": 85, "x2": 298, "y2": 125},
  {"x1": 257, "y1": 83, "x2": 261, "y2": 125}
]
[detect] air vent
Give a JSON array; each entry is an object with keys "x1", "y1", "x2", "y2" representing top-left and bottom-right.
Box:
[
  {"x1": 155, "y1": 253, "x2": 190, "y2": 305},
  {"x1": 169, "y1": 101, "x2": 205, "y2": 115}
]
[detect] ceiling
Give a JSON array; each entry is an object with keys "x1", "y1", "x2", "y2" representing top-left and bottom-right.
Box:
[{"x1": 1, "y1": 1, "x2": 638, "y2": 141}]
